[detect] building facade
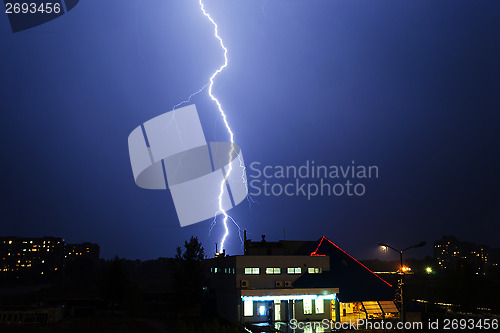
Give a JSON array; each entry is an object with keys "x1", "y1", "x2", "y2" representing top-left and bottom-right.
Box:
[
  {"x1": 65, "y1": 242, "x2": 100, "y2": 264},
  {"x1": 0, "y1": 237, "x2": 64, "y2": 279},
  {"x1": 205, "y1": 235, "x2": 397, "y2": 325},
  {"x1": 0, "y1": 237, "x2": 100, "y2": 280},
  {"x1": 434, "y1": 236, "x2": 499, "y2": 274}
]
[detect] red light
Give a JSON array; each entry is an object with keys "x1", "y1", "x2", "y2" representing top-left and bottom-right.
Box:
[{"x1": 311, "y1": 236, "x2": 393, "y2": 288}]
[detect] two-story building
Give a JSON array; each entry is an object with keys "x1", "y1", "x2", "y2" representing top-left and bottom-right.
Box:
[{"x1": 205, "y1": 235, "x2": 397, "y2": 325}]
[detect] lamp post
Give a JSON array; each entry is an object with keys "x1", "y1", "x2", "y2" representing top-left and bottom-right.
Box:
[{"x1": 378, "y1": 241, "x2": 426, "y2": 324}]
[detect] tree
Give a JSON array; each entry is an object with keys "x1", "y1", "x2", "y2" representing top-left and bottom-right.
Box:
[
  {"x1": 171, "y1": 237, "x2": 206, "y2": 309},
  {"x1": 100, "y1": 256, "x2": 128, "y2": 312}
]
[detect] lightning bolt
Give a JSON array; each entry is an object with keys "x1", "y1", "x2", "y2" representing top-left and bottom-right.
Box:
[
  {"x1": 198, "y1": 0, "x2": 237, "y2": 253},
  {"x1": 172, "y1": 84, "x2": 208, "y2": 111}
]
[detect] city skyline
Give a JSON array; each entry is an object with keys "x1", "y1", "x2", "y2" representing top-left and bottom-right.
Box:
[{"x1": 1, "y1": 0, "x2": 499, "y2": 261}]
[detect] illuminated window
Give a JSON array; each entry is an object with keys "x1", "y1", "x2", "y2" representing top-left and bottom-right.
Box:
[
  {"x1": 245, "y1": 267, "x2": 260, "y2": 275},
  {"x1": 287, "y1": 267, "x2": 302, "y2": 274},
  {"x1": 258, "y1": 305, "x2": 266, "y2": 316},
  {"x1": 308, "y1": 267, "x2": 322, "y2": 274},
  {"x1": 315, "y1": 299, "x2": 324, "y2": 314},
  {"x1": 244, "y1": 300, "x2": 253, "y2": 316},
  {"x1": 266, "y1": 267, "x2": 281, "y2": 274},
  {"x1": 303, "y1": 298, "x2": 312, "y2": 314}
]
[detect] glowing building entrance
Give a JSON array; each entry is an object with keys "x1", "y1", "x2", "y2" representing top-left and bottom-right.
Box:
[{"x1": 240, "y1": 288, "x2": 338, "y2": 323}]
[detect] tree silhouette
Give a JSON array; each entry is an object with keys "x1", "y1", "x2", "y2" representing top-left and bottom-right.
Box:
[
  {"x1": 100, "y1": 256, "x2": 128, "y2": 312},
  {"x1": 171, "y1": 237, "x2": 205, "y2": 309}
]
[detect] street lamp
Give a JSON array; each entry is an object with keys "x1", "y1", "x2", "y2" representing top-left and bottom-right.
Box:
[{"x1": 378, "y1": 241, "x2": 426, "y2": 324}]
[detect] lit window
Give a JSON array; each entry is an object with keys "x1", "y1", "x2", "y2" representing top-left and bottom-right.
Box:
[
  {"x1": 315, "y1": 299, "x2": 324, "y2": 314},
  {"x1": 287, "y1": 267, "x2": 302, "y2": 274},
  {"x1": 308, "y1": 267, "x2": 322, "y2": 274},
  {"x1": 258, "y1": 305, "x2": 266, "y2": 316},
  {"x1": 303, "y1": 298, "x2": 312, "y2": 315},
  {"x1": 244, "y1": 267, "x2": 260, "y2": 275},
  {"x1": 266, "y1": 267, "x2": 281, "y2": 274},
  {"x1": 244, "y1": 300, "x2": 253, "y2": 316}
]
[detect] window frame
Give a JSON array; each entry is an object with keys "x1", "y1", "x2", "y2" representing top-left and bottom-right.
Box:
[{"x1": 265, "y1": 267, "x2": 281, "y2": 274}]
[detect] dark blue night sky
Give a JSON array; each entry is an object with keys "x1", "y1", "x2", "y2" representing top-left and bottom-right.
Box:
[{"x1": 1, "y1": 0, "x2": 499, "y2": 260}]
